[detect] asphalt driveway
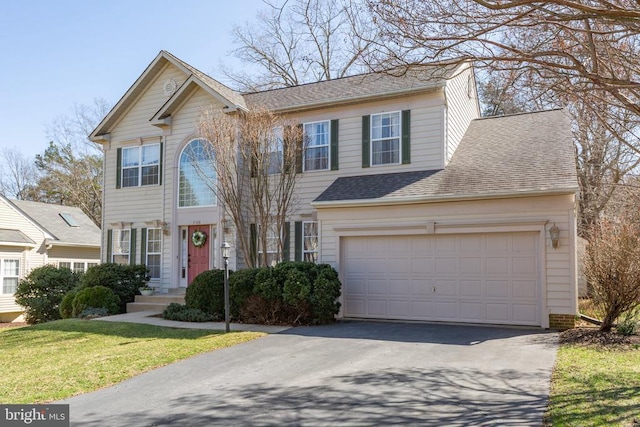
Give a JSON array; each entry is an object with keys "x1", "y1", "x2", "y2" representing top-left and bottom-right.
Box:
[{"x1": 61, "y1": 321, "x2": 558, "y2": 426}]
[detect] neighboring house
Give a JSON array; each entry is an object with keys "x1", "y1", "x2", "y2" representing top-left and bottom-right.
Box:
[
  {"x1": 90, "y1": 50, "x2": 579, "y2": 329},
  {"x1": 0, "y1": 196, "x2": 101, "y2": 322}
]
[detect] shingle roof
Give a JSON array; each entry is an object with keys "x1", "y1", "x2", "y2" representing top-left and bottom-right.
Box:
[
  {"x1": 243, "y1": 66, "x2": 458, "y2": 112},
  {"x1": 9, "y1": 200, "x2": 101, "y2": 246},
  {"x1": 314, "y1": 109, "x2": 578, "y2": 204},
  {"x1": 0, "y1": 229, "x2": 35, "y2": 246}
]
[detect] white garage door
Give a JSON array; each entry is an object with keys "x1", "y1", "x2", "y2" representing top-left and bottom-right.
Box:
[{"x1": 342, "y1": 232, "x2": 540, "y2": 326}]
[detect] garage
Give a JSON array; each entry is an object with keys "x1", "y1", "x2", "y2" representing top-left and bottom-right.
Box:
[{"x1": 341, "y1": 232, "x2": 541, "y2": 326}]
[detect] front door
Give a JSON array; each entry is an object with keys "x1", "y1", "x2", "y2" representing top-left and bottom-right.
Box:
[{"x1": 188, "y1": 225, "x2": 210, "y2": 284}]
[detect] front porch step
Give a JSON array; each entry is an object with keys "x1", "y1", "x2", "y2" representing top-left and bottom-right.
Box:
[{"x1": 126, "y1": 294, "x2": 185, "y2": 313}]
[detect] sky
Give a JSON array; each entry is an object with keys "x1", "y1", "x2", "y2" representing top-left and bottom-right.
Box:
[{"x1": 0, "y1": 0, "x2": 266, "y2": 158}]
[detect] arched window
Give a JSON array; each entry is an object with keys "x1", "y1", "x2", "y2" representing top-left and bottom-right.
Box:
[{"x1": 178, "y1": 139, "x2": 216, "y2": 207}]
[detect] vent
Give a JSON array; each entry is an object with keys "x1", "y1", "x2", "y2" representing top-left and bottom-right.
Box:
[
  {"x1": 59, "y1": 213, "x2": 79, "y2": 227},
  {"x1": 163, "y1": 79, "x2": 178, "y2": 96}
]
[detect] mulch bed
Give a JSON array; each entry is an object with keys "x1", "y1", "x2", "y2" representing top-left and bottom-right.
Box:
[{"x1": 560, "y1": 327, "x2": 640, "y2": 349}]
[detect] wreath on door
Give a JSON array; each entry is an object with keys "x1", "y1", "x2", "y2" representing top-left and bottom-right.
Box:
[{"x1": 191, "y1": 230, "x2": 207, "y2": 248}]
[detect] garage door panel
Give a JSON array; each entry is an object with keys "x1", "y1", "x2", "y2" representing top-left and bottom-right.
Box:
[{"x1": 342, "y1": 232, "x2": 540, "y2": 326}]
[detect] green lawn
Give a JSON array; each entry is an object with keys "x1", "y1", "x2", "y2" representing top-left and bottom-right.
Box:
[
  {"x1": 0, "y1": 319, "x2": 264, "y2": 403},
  {"x1": 547, "y1": 343, "x2": 640, "y2": 426}
]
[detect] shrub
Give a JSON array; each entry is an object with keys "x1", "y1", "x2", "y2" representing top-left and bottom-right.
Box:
[
  {"x1": 80, "y1": 263, "x2": 149, "y2": 313},
  {"x1": 162, "y1": 303, "x2": 216, "y2": 322},
  {"x1": 239, "y1": 262, "x2": 341, "y2": 325},
  {"x1": 583, "y1": 218, "x2": 640, "y2": 332},
  {"x1": 72, "y1": 286, "x2": 120, "y2": 317},
  {"x1": 617, "y1": 310, "x2": 639, "y2": 336},
  {"x1": 59, "y1": 290, "x2": 78, "y2": 319},
  {"x1": 185, "y1": 269, "x2": 229, "y2": 318},
  {"x1": 229, "y1": 268, "x2": 259, "y2": 318},
  {"x1": 78, "y1": 307, "x2": 110, "y2": 319},
  {"x1": 14, "y1": 265, "x2": 79, "y2": 324}
]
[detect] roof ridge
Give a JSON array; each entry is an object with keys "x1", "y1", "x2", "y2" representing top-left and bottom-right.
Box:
[{"x1": 476, "y1": 108, "x2": 564, "y2": 121}]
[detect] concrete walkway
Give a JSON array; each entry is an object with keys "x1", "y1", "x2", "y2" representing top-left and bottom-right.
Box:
[{"x1": 94, "y1": 311, "x2": 290, "y2": 334}]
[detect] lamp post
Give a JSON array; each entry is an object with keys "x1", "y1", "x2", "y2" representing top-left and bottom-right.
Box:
[{"x1": 221, "y1": 241, "x2": 231, "y2": 333}]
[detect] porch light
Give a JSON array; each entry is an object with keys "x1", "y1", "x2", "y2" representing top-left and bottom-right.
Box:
[
  {"x1": 221, "y1": 241, "x2": 231, "y2": 333},
  {"x1": 549, "y1": 224, "x2": 560, "y2": 249}
]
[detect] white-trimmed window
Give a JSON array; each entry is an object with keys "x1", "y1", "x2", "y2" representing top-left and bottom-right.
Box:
[
  {"x1": 122, "y1": 144, "x2": 160, "y2": 187},
  {"x1": 258, "y1": 223, "x2": 280, "y2": 266},
  {"x1": 303, "y1": 221, "x2": 318, "y2": 262},
  {"x1": 58, "y1": 261, "x2": 98, "y2": 273},
  {"x1": 303, "y1": 121, "x2": 330, "y2": 171},
  {"x1": 146, "y1": 228, "x2": 162, "y2": 280},
  {"x1": 1, "y1": 259, "x2": 19, "y2": 294},
  {"x1": 179, "y1": 139, "x2": 216, "y2": 207},
  {"x1": 371, "y1": 112, "x2": 401, "y2": 166},
  {"x1": 112, "y1": 229, "x2": 131, "y2": 265},
  {"x1": 268, "y1": 128, "x2": 284, "y2": 175}
]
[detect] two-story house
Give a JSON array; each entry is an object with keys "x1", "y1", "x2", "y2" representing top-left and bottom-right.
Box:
[{"x1": 90, "y1": 51, "x2": 578, "y2": 329}]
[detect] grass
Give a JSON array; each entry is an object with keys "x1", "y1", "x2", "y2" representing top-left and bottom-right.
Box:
[
  {"x1": 0, "y1": 319, "x2": 264, "y2": 403},
  {"x1": 547, "y1": 334, "x2": 640, "y2": 426}
]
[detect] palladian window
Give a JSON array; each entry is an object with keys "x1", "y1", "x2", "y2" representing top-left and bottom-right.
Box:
[{"x1": 179, "y1": 139, "x2": 216, "y2": 207}]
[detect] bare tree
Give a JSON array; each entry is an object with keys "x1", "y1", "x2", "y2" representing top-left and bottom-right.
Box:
[
  {"x1": 364, "y1": 0, "x2": 640, "y2": 120},
  {"x1": 222, "y1": 0, "x2": 375, "y2": 91},
  {"x1": 0, "y1": 148, "x2": 37, "y2": 199},
  {"x1": 46, "y1": 98, "x2": 111, "y2": 155},
  {"x1": 197, "y1": 106, "x2": 304, "y2": 267}
]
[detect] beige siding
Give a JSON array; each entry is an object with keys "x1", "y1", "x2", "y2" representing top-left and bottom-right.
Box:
[
  {"x1": 445, "y1": 64, "x2": 480, "y2": 163},
  {"x1": 48, "y1": 246, "x2": 100, "y2": 267},
  {"x1": 316, "y1": 193, "x2": 577, "y2": 326}
]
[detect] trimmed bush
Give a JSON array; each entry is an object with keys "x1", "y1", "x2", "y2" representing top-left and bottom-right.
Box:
[
  {"x1": 59, "y1": 290, "x2": 78, "y2": 319},
  {"x1": 72, "y1": 286, "x2": 120, "y2": 317},
  {"x1": 238, "y1": 262, "x2": 341, "y2": 325},
  {"x1": 80, "y1": 263, "x2": 149, "y2": 313},
  {"x1": 185, "y1": 269, "x2": 230, "y2": 318},
  {"x1": 14, "y1": 265, "x2": 79, "y2": 324},
  {"x1": 229, "y1": 268, "x2": 259, "y2": 318},
  {"x1": 162, "y1": 303, "x2": 216, "y2": 322}
]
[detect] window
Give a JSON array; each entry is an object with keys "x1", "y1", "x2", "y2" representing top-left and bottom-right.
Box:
[
  {"x1": 59, "y1": 262, "x2": 72, "y2": 270},
  {"x1": 112, "y1": 229, "x2": 130, "y2": 265},
  {"x1": 268, "y1": 128, "x2": 284, "y2": 175},
  {"x1": 72, "y1": 262, "x2": 86, "y2": 274},
  {"x1": 304, "y1": 121, "x2": 330, "y2": 171},
  {"x1": 146, "y1": 228, "x2": 162, "y2": 280},
  {"x1": 1, "y1": 259, "x2": 19, "y2": 294},
  {"x1": 179, "y1": 139, "x2": 216, "y2": 207},
  {"x1": 59, "y1": 261, "x2": 98, "y2": 273},
  {"x1": 122, "y1": 144, "x2": 160, "y2": 187},
  {"x1": 371, "y1": 112, "x2": 401, "y2": 166},
  {"x1": 258, "y1": 223, "x2": 280, "y2": 267},
  {"x1": 302, "y1": 221, "x2": 318, "y2": 262}
]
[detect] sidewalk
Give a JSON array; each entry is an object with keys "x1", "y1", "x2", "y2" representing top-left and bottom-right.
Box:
[{"x1": 94, "y1": 311, "x2": 291, "y2": 334}]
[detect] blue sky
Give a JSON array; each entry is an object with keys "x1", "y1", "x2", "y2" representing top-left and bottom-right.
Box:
[{"x1": 0, "y1": 0, "x2": 265, "y2": 157}]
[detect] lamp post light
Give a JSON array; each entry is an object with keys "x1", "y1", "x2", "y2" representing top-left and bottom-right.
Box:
[{"x1": 221, "y1": 241, "x2": 231, "y2": 333}]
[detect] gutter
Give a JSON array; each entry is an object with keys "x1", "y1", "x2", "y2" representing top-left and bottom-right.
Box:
[
  {"x1": 44, "y1": 239, "x2": 101, "y2": 249},
  {"x1": 312, "y1": 187, "x2": 580, "y2": 209}
]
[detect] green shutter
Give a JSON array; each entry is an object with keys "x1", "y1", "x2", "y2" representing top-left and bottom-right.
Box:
[
  {"x1": 294, "y1": 221, "x2": 302, "y2": 262},
  {"x1": 330, "y1": 119, "x2": 339, "y2": 170},
  {"x1": 283, "y1": 222, "x2": 291, "y2": 261},
  {"x1": 402, "y1": 110, "x2": 411, "y2": 164},
  {"x1": 250, "y1": 223, "x2": 257, "y2": 267},
  {"x1": 106, "y1": 230, "x2": 113, "y2": 263},
  {"x1": 158, "y1": 142, "x2": 163, "y2": 185},
  {"x1": 129, "y1": 228, "x2": 137, "y2": 266},
  {"x1": 141, "y1": 228, "x2": 147, "y2": 266},
  {"x1": 362, "y1": 115, "x2": 370, "y2": 168},
  {"x1": 116, "y1": 148, "x2": 122, "y2": 189}
]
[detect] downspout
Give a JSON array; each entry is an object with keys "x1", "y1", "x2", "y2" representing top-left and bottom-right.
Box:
[{"x1": 101, "y1": 144, "x2": 107, "y2": 263}]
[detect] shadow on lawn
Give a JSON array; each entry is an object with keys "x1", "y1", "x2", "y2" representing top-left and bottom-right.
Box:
[{"x1": 70, "y1": 366, "x2": 552, "y2": 427}]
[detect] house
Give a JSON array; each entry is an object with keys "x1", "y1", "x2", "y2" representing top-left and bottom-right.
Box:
[
  {"x1": 90, "y1": 51, "x2": 579, "y2": 329},
  {"x1": 0, "y1": 196, "x2": 101, "y2": 322}
]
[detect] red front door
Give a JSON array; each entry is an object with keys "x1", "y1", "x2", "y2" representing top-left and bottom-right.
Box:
[{"x1": 188, "y1": 225, "x2": 210, "y2": 284}]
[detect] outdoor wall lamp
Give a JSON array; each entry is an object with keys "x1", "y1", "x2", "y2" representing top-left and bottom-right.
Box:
[
  {"x1": 221, "y1": 241, "x2": 231, "y2": 333},
  {"x1": 549, "y1": 224, "x2": 560, "y2": 249}
]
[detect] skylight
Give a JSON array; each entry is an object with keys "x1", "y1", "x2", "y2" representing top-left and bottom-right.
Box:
[{"x1": 59, "y1": 213, "x2": 79, "y2": 227}]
